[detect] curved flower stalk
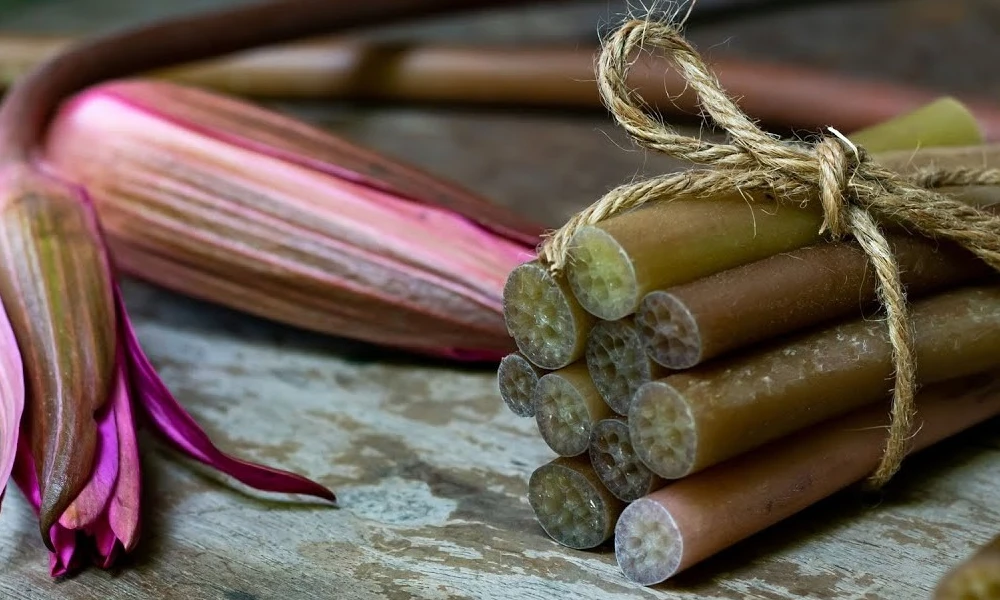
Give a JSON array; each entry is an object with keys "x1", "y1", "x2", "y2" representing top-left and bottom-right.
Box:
[
  {"x1": 44, "y1": 80, "x2": 540, "y2": 361},
  {"x1": 0, "y1": 172, "x2": 334, "y2": 575}
]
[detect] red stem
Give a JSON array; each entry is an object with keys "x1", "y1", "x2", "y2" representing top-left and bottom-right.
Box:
[{"x1": 0, "y1": 0, "x2": 564, "y2": 163}]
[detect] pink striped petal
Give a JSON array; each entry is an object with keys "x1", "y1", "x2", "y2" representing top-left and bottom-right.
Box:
[
  {"x1": 90, "y1": 82, "x2": 544, "y2": 248},
  {"x1": 116, "y1": 290, "x2": 335, "y2": 502},
  {"x1": 107, "y1": 329, "x2": 141, "y2": 552}
]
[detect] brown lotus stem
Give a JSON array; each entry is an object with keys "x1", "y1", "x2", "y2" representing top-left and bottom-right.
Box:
[
  {"x1": 629, "y1": 285, "x2": 1000, "y2": 479},
  {"x1": 497, "y1": 353, "x2": 544, "y2": 417},
  {"x1": 0, "y1": 0, "x2": 551, "y2": 163},
  {"x1": 533, "y1": 364, "x2": 612, "y2": 457},
  {"x1": 935, "y1": 533, "x2": 1000, "y2": 600},
  {"x1": 527, "y1": 455, "x2": 625, "y2": 550},
  {"x1": 503, "y1": 261, "x2": 594, "y2": 370},
  {"x1": 584, "y1": 319, "x2": 670, "y2": 415},
  {"x1": 5, "y1": 36, "x2": 1000, "y2": 138},
  {"x1": 636, "y1": 233, "x2": 993, "y2": 369},
  {"x1": 615, "y1": 372, "x2": 1000, "y2": 586},
  {"x1": 563, "y1": 101, "x2": 985, "y2": 321},
  {"x1": 588, "y1": 417, "x2": 664, "y2": 503}
]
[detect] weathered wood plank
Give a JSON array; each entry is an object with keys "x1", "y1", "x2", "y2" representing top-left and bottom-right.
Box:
[{"x1": 2, "y1": 281, "x2": 999, "y2": 599}]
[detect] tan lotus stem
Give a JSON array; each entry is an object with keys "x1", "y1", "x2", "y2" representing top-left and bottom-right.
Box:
[
  {"x1": 635, "y1": 233, "x2": 992, "y2": 369},
  {"x1": 588, "y1": 416, "x2": 664, "y2": 503},
  {"x1": 584, "y1": 319, "x2": 670, "y2": 415},
  {"x1": 615, "y1": 372, "x2": 1000, "y2": 586},
  {"x1": 533, "y1": 364, "x2": 612, "y2": 457},
  {"x1": 564, "y1": 197, "x2": 825, "y2": 321},
  {"x1": 934, "y1": 533, "x2": 1000, "y2": 600},
  {"x1": 629, "y1": 285, "x2": 1000, "y2": 479},
  {"x1": 503, "y1": 261, "x2": 594, "y2": 370},
  {"x1": 562, "y1": 99, "x2": 985, "y2": 321},
  {"x1": 527, "y1": 456, "x2": 626, "y2": 550},
  {"x1": 497, "y1": 353, "x2": 545, "y2": 417}
]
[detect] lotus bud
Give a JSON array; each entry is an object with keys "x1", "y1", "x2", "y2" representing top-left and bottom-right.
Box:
[{"x1": 44, "y1": 80, "x2": 541, "y2": 361}]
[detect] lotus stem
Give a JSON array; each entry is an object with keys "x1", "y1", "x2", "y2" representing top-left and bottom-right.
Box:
[
  {"x1": 497, "y1": 353, "x2": 544, "y2": 417},
  {"x1": 503, "y1": 261, "x2": 594, "y2": 370},
  {"x1": 584, "y1": 319, "x2": 670, "y2": 415},
  {"x1": 533, "y1": 364, "x2": 611, "y2": 457},
  {"x1": 563, "y1": 99, "x2": 986, "y2": 320},
  {"x1": 635, "y1": 233, "x2": 992, "y2": 369},
  {"x1": 588, "y1": 416, "x2": 664, "y2": 503},
  {"x1": 629, "y1": 285, "x2": 1000, "y2": 480},
  {"x1": 527, "y1": 455, "x2": 625, "y2": 550},
  {"x1": 615, "y1": 373, "x2": 1000, "y2": 585}
]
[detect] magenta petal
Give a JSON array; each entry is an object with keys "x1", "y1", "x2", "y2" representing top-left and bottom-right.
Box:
[
  {"x1": 12, "y1": 437, "x2": 40, "y2": 508},
  {"x1": 49, "y1": 526, "x2": 81, "y2": 577},
  {"x1": 58, "y1": 401, "x2": 119, "y2": 530},
  {"x1": 0, "y1": 296, "x2": 24, "y2": 510},
  {"x1": 115, "y1": 290, "x2": 335, "y2": 502},
  {"x1": 91, "y1": 519, "x2": 121, "y2": 568}
]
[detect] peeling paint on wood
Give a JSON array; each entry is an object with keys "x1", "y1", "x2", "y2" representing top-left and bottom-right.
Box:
[{"x1": 2, "y1": 280, "x2": 999, "y2": 599}]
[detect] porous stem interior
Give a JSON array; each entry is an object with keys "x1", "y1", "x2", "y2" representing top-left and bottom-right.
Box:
[
  {"x1": 497, "y1": 353, "x2": 542, "y2": 417},
  {"x1": 528, "y1": 460, "x2": 612, "y2": 550},
  {"x1": 615, "y1": 498, "x2": 683, "y2": 586},
  {"x1": 503, "y1": 261, "x2": 591, "y2": 369}
]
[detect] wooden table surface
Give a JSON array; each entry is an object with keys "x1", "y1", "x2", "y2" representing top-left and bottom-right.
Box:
[{"x1": 2, "y1": 1, "x2": 1000, "y2": 598}]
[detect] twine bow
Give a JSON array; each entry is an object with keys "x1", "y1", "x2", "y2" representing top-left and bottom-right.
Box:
[{"x1": 539, "y1": 18, "x2": 1000, "y2": 486}]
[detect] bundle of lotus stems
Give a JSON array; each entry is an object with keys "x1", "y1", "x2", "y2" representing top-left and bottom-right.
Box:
[{"x1": 498, "y1": 96, "x2": 1000, "y2": 586}]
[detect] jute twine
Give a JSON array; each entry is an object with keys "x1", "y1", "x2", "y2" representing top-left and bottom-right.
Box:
[{"x1": 538, "y1": 18, "x2": 1000, "y2": 487}]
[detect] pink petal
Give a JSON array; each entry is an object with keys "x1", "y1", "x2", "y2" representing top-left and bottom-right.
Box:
[
  {"x1": 0, "y1": 295, "x2": 24, "y2": 509},
  {"x1": 107, "y1": 330, "x2": 141, "y2": 552},
  {"x1": 58, "y1": 401, "x2": 119, "y2": 530},
  {"x1": 116, "y1": 290, "x2": 335, "y2": 502}
]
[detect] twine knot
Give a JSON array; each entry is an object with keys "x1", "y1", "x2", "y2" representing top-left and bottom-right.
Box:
[
  {"x1": 539, "y1": 17, "x2": 1000, "y2": 487},
  {"x1": 816, "y1": 132, "x2": 866, "y2": 238}
]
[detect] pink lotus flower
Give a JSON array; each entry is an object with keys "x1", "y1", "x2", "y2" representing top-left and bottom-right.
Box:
[{"x1": 0, "y1": 166, "x2": 334, "y2": 576}]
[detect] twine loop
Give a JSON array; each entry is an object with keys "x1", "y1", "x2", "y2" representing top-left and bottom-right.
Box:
[{"x1": 539, "y1": 18, "x2": 1000, "y2": 487}]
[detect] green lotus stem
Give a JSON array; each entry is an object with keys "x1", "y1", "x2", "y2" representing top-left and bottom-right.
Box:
[
  {"x1": 527, "y1": 455, "x2": 625, "y2": 550},
  {"x1": 503, "y1": 261, "x2": 595, "y2": 370},
  {"x1": 496, "y1": 353, "x2": 544, "y2": 417},
  {"x1": 563, "y1": 98, "x2": 986, "y2": 320},
  {"x1": 533, "y1": 363, "x2": 611, "y2": 457}
]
